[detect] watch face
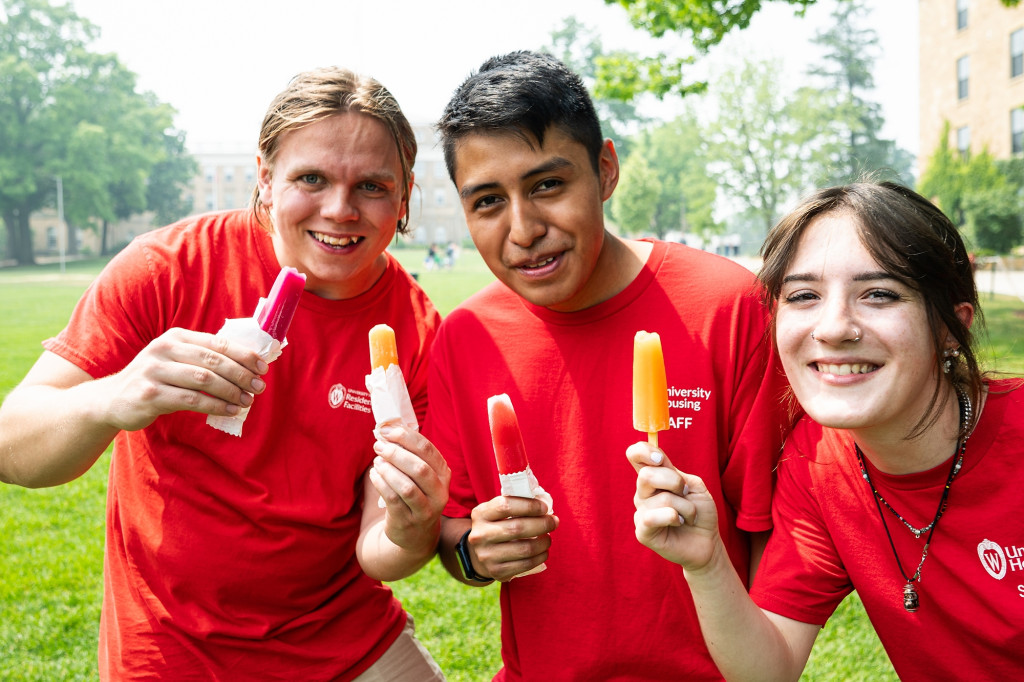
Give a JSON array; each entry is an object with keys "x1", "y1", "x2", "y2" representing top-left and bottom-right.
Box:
[{"x1": 457, "y1": 530, "x2": 492, "y2": 583}]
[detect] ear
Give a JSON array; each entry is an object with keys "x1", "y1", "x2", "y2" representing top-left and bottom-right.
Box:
[
  {"x1": 256, "y1": 155, "x2": 273, "y2": 209},
  {"x1": 945, "y1": 302, "x2": 975, "y2": 349},
  {"x1": 598, "y1": 139, "x2": 619, "y2": 202}
]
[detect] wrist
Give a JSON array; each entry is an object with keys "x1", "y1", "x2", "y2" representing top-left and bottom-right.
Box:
[{"x1": 455, "y1": 529, "x2": 494, "y2": 584}]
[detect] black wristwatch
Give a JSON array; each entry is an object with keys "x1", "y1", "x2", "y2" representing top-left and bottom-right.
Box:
[{"x1": 455, "y1": 529, "x2": 494, "y2": 584}]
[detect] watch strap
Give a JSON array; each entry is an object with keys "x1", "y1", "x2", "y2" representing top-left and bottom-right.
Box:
[{"x1": 455, "y1": 529, "x2": 494, "y2": 584}]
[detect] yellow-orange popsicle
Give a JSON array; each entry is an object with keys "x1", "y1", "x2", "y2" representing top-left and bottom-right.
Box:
[
  {"x1": 369, "y1": 324, "x2": 399, "y2": 370},
  {"x1": 633, "y1": 330, "x2": 670, "y2": 447}
]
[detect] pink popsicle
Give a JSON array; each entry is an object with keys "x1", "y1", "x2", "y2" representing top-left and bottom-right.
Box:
[
  {"x1": 488, "y1": 394, "x2": 529, "y2": 475},
  {"x1": 256, "y1": 267, "x2": 306, "y2": 342}
]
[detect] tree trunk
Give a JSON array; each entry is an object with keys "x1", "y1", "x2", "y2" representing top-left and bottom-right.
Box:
[
  {"x1": 101, "y1": 219, "x2": 110, "y2": 255},
  {"x1": 4, "y1": 207, "x2": 36, "y2": 266}
]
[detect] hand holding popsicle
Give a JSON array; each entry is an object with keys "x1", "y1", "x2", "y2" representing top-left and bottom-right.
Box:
[
  {"x1": 207, "y1": 266, "x2": 306, "y2": 436},
  {"x1": 633, "y1": 331, "x2": 670, "y2": 448}
]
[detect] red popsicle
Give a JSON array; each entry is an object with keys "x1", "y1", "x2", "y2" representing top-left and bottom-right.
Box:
[
  {"x1": 488, "y1": 394, "x2": 529, "y2": 475},
  {"x1": 256, "y1": 266, "x2": 306, "y2": 342}
]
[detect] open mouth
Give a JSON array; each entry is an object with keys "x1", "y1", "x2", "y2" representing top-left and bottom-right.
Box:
[
  {"x1": 521, "y1": 256, "x2": 556, "y2": 270},
  {"x1": 312, "y1": 231, "x2": 364, "y2": 248},
  {"x1": 815, "y1": 362, "x2": 878, "y2": 375}
]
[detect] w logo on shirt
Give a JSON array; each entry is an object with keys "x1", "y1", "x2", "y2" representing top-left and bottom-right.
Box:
[{"x1": 978, "y1": 539, "x2": 1007, "y2": 580}]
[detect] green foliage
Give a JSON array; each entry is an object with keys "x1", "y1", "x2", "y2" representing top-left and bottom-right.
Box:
[
  {"x1": 611, "y1": 153, "x2": 662, "y2": 234},
  {"x1": 706, "y1": 57, "x2": 812, "y2": 233},
  {"x1": 619, "y1": 111, "x2": 719, "y2": 239},
  {"x1": 801, "y1": 0, "x2": 913, "y2": 185},
  {"x1": 919, "y1": 123, "x2": 1024, "y2": 254},
  {"x1": 0, "y1": 0, "x2": 195, "y2": 264}
]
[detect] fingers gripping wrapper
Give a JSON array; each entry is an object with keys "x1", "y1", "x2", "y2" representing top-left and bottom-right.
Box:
[{"x1": 207, "y1": 267, "x2": 305, "y2": 437}]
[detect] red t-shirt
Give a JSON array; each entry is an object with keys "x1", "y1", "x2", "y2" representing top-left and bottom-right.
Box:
[
  {"x1": 424, "y1": 240, "x2": 790, "y2": 681},
  {"x1": 751, "y1": 379, "x2": 1024, "y2": 680},
  {"x1": 44, "y1": 210, "x2": 440, "y2": 680}
]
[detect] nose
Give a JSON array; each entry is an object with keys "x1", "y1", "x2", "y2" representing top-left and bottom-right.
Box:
[
  {"x1": 507, "y1": 198, "x2": 546, "y2": 248},
  {"x1": 321, "y1": 186, "x2": 359, "y2": 223},
  {"x1": 811, "y1": 297, "x2": 861, "y2": 344}
]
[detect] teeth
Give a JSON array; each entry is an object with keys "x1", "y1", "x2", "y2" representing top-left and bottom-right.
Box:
[
  {"x1": 817, "y1": 363, "x2": 876, "y2": 375},
  {"x1": 313, "y1": 232, "x2": 363, "y2": 247},
  {"x1": 522, "y1": 256, "x2": 555, "y2": 269}
]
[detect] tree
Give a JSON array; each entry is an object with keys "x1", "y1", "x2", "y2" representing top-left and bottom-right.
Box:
[
  {"x1": 801, "y1": 0, "x2": 913, "y2": 185},
  {"x1": 611, "y1": 153, "x2": 661, "y2": 234},
  {"x1": 597, "y1": 0, "x2": 1022, "y2": 100},
  {"x1": 628, "y1": 109, "x2": 718, "y2": 239},
  {"x1": 543, "y1": 17, "x2": 651, "y2": 153},
  {"x1": 0, "y1": 0, "x2": 193, "y2": 264},
  {"x1": 704, "y1": 57, "x2": 815, "y2": 235}
]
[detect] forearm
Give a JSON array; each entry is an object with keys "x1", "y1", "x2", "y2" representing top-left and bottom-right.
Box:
[
  {"x1": 0, "y1": 381, "x2": 118, "y2": 488},
  {"x1": 685, "y1": 545, "x2": 806, "y2": 682},
  {"x1": 357, "y1": 516, "x2": 439, "y2": 582}
]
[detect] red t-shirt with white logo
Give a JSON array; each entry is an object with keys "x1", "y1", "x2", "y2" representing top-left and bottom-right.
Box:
[
  {"x1": 45, "y1": 210, "x2": 440, "y2": 680},
  {"x1": 751, "y1": 378, "x2": 1024, "y2": 680}
]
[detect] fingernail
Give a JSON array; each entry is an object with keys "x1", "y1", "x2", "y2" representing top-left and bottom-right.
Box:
[
  {"x1": 240, "y1": 393, "x2": 254, "y2": 406},
  {"x1": 256, "y1": 360, "x2": 269, "y2": 374},
  {"x1": 651, "y1": 450, "x2": 664, "y2": 465},
  {"x1": 379, "y1": 425, "x2": 397, "y2": 437},
  {"x1": 251, "y1": 377, "x2": 266, "y2": 392},
  {"x1": 225, "y1": 404, "x2": 239, "y2": 415}
]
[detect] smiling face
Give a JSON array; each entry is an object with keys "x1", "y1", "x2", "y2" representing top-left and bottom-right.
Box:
[
  {"x1": 257, "y1": 112, "x2": 408, "y2": 300},
  {"x1": 775, "y1": 211, "x2": 947, "y2": 439},
  {"x1": 452, "y1": 127, "x2": 626, "y2": 312}
]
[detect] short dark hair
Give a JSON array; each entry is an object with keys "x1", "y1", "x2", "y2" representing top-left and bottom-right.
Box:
[
  {"x1": 436, "y1": 50, "x2": 603, "y2": 182},
  {"x1": 759, "y1": 181, "x2": 983, "y2": 438}
]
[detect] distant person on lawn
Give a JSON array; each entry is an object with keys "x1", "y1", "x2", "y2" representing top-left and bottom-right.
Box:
[{"x1": 0, "y1": 67, "x2": 448, "y2": 681}]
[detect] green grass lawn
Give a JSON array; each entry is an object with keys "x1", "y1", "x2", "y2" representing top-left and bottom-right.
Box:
[{"x1": 2, "y1": 248, "x2": 1021, "y2": 681}]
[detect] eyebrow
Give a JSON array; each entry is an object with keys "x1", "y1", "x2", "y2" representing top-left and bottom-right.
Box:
[
  {"x1": 458, "y1": 156, "x2": 574, "y2": 200},
  {"x1": 781, "y1": 270, "x2": 896, "y2": 284}
]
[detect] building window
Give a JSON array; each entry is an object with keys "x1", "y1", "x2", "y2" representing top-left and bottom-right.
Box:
[
  {"x1": 957, "y1": 0, "x2": 968, "y2": 30},
  {"x1": 957, "y1": 56, "x2": 969, "y2": 100},
  {"x1": 206, "y1": 193, "x2": 216, "y2": 211},
  {"x1": 957, "y1": 126, "x2": 970, "y2": 159},
  {"x1": 1013, "y1": 30, "x2": 1024, "y2": 78},
  {"x1": 204, "y1": 165, "x2": 216, "y2": 183},
  {"x1": 46, "y1": 226, "x2": 57, "y2": 250},
  {"x1": 245, "y1": 166, "x2": 255, "y2": 183},
  {"x1": 434, "y1": 188, "x2": 446, "y2": 206},
  {"x1": 225, "y1": 168, "x2": 234, "y2": 183},
  {"x1": 1013, "y1": 109, "x2": 1024, "y2": 154}
]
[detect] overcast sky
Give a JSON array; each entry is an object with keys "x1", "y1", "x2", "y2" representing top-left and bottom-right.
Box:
[{"x1": 65, "y1": 0, "x2": 918, "y2": 156}]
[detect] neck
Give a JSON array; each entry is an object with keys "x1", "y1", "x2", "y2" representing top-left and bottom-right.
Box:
[{"x1": 853, "y1": 385, "x2": 964, "y2": 475}]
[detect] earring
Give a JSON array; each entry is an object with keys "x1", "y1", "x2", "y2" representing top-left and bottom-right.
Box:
[{"x1": 943, "y1": 348, "x2": 961, "y2": 374}]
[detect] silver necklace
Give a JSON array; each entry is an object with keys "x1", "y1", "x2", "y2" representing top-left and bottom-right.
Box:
[{"x1": 855, "y1": 385, "x2": 971, "y2": 612}]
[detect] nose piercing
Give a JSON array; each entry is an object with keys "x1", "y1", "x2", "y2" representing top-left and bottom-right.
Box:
[
  {"x1": 851, "y1": 328, "x2": 861, "y2": 343},
  {"x1": 811, "y1": 331, "x2": 818, "y2": 341}
]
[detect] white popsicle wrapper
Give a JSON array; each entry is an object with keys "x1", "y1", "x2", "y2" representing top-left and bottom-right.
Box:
[
  {"x1": 498, "y1": 468, "x2": 553, "y2": 578},
  {"x1": 365, "y1": 364, "x2": 419, "y2": 437},
  {"x1": 206, "y1": 315, "x2": 285, "y2": 437}
]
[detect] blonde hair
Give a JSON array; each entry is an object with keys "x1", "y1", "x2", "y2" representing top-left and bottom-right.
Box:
[{"x1": 251, "y1": 67, "x2": 417, "y2": 232}]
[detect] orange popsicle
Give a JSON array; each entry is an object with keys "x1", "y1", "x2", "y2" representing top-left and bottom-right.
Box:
[
  {"x1": 633, "y1": 330, "x2": 670, "y2": 447},
  {"x1": 369, "y1": 324, "x2": 399, "y2": 371}
]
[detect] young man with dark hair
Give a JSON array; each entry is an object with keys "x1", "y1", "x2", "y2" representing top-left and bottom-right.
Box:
[{"x1": 424, "y1": 50, "x2": 790, "y2": 680}]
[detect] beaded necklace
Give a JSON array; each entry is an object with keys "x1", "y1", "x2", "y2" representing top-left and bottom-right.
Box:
[{"x1": 855, "y1": 385, "x2": 971, "y2": 613}]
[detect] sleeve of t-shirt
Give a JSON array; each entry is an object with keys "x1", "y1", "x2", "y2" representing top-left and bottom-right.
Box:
[
  {"x1": 422, "y1": 318, "x2": 476, "y2": 519},
  {"x1": 43, "y1": 238, "x2": 169, "y2": 379},
  {"x1": 719, "y1": 289, "x2": 793, "y2": 533},
  {"x1": 749, "y1": 431, "x2": 852, "y2": 626}
]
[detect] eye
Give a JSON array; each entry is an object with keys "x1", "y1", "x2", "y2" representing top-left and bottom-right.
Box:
[
  {"x1": 782, "y1": 290, "x2": 818, "y2": 304},
  {"x1": 299, "y1": 173, "x2": 322, "y2": 185},
  {"x1": 473, "y1": 195, "x2": 503, "y2": 211},
  {"x1": 865, "y1": 288, "x2": 903, "y2": 302},
  {"x1": 534, "y1": 178, "x2": 561, "y2": 193}
]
